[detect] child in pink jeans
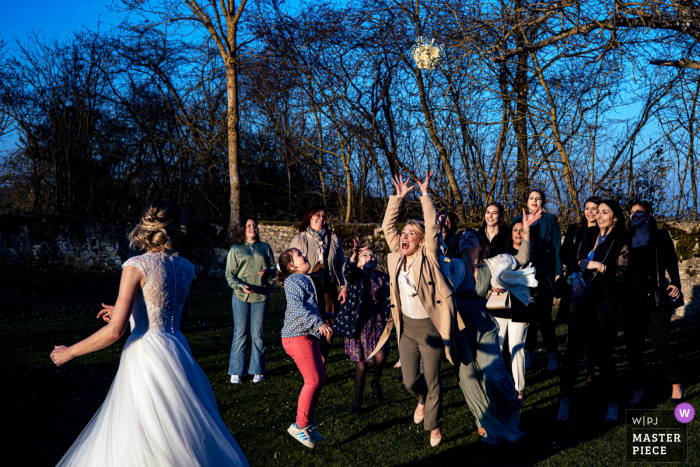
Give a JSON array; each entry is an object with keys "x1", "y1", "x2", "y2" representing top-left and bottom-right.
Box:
[{"x1": 277, "y1": 248, "x2": 333, "y2": 449}]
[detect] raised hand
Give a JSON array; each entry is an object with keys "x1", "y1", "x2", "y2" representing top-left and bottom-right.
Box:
[
  {"x1": 392, "y1": 174, "x2": 415, "y2": 198},
  {"x1": 416, "y1": 170, "x2": 434, "y2": 196},
  {"x1": 522, "y1": 207, "x2": 542, "y2": 229},
  {"x1": 352, "y1": 238, "x2": 362, "y2": 259}
]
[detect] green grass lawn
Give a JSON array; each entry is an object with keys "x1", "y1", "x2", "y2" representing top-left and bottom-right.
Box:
[{"x1": 1, "y1": 264, "x2": 698, "y2": 466}]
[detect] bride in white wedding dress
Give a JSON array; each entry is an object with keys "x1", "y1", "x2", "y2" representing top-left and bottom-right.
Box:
[{"x1": 50, "y1": 199, "x2": 249, "y2": 467}]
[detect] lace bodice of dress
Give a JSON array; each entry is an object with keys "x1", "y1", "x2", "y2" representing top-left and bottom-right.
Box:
[{"x1": 122, "y1": 253, "x2": 195, "y2": 333}]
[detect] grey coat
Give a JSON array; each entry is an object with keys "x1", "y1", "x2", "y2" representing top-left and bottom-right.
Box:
[{"x1": 289, "y1": 231, "x2": 347, "y2": 287}]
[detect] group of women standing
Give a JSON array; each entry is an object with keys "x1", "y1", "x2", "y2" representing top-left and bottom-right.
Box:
[
  {"x1": 49, "y1": 176, "x2": 686, "y2": 464},
  {"x1": 223, "y1": 174, "x2": 685, "y2": 449}
]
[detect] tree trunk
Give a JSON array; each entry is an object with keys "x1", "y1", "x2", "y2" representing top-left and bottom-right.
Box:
[
  {"x1": 513, "y1": 0, "x2": 530, "y2": 209},
  {"x1": 226, "y1": 62, "x2": 241, "y2": 237}
]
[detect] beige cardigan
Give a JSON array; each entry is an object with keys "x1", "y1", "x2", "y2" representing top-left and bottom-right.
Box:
[
  {"x1": 368, "y1": 195, "x2": 465, "y2": 363},
  {"x1": 289, "y1": 231, "x2": 346, "y2": 287}
]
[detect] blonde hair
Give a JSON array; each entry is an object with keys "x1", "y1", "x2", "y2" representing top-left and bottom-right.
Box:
[
  {"x1": 129, "y1": 199, "x2": 185, "y2": 255},
  {"x1": 405, "y1": 219, "x2": 425, "y2": 240}
]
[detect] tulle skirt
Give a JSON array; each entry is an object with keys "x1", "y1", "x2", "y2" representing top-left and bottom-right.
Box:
[{"x1": 57, "y1": 327, "x2": 248, "y2": 467}]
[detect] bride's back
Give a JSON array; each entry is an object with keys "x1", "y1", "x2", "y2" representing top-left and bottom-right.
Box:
[{"x1": 123, "y1": 252, "x2": 195, "y2": 333}]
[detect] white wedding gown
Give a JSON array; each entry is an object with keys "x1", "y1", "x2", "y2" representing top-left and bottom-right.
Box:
[{"x1": 57, "y1": 253, "x2": 249, "y2": 466}]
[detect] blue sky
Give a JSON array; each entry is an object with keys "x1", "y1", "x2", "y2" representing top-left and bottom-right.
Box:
[
  {"x1": 0, "y1": 1, "x2": 122, "y2": 44},
  {"x1": 0, "y1": 1, "x2": 124, "y2": 151}
]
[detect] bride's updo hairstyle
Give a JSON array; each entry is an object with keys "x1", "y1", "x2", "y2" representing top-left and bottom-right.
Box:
[{"x1": 130, "y1": 198, "x2": 185, "y2": 255}]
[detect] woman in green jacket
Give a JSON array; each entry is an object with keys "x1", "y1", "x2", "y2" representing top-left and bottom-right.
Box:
[{"x1": 226, "y1": 217, "x2": 276, "y2": 384}]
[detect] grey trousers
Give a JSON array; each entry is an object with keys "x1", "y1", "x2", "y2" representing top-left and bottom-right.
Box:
[{"x1": 399, "y1": 315, "x2": 443, "y2": 431}]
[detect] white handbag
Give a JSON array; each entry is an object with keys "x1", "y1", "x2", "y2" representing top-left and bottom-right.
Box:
[{"x1": 486, "y1": 290, "x2": 511, "y2": 310}]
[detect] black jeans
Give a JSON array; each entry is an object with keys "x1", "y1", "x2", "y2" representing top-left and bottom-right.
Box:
[
  {"x1": 525, "y1": 286, "x2": 558, "y2": 353},
  {"x1": 561, "y1": 297, "x2": 619, "y2": 403},
  {"x1": 622, "y1": 292, "x2": 681, "y2": 387}
]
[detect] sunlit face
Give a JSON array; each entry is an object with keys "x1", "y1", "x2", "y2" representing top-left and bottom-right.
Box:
[
  {"x1": 528, "y1": 191, "x2": 544, "y2": 212},
  {"x1": 511, "y1": 222, "x2": 524, "y2": 246},
  {"x1": 245, "y1": 219, "x2": 258, "y2": 242},
  {"x1": 458, "y1": 230, "x2": 482, "y2": 254},
  {"x1": 583, "y1": 202, "x2": 599, "y2": 226},
  {"x1": 289, "y1": 248, "x2": 311, "y2": 275},
  {"x1": 484, "y1": 205, "x2": 501, "y2": 227},
  {"x1": 596, "y1": 203, "x2": 618, "y2": 230},
  {"x1": 400, "y1": 225, "x2": 424, "y2": 257},
  {"x1": 630, "y1": 204, "x2": 652, "y2": 227},
  {"x1": 310, "y1": 210, "x2": 326, "y2": 231},
  {"x1": 357, "y1": 249, "x2": 377, "y2": 269}
]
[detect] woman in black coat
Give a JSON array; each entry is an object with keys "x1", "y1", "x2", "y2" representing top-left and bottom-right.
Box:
[
  {"x1": 558, "y1": 196, "x2": 602, "y2": 382},
  {"x1": 558, "y1": 200, "x2": 630, "y2": 423},
  {"x1": 478, "y1": 202, "x2": 511, "y2": 258},
  {"x1": 332, "y1": 239, "x2": 391, "y2": 415},
  {"x1": 621, "y1": 201, "x2": 683, "y2": 405}
]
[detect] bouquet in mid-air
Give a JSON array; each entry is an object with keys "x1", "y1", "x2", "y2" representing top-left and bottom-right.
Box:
[{"x1": 411, "y1": 36, "x2": 444, "y2": 70}]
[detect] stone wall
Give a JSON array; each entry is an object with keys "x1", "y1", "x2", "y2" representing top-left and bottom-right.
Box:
[{"x1": 1, "y1": 215, "x2": 698, "y2": 316}]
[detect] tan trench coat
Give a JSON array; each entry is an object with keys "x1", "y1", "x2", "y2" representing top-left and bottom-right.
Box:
[{"x1": 368, "y1": 195, "x2": 465, "y2": 363}]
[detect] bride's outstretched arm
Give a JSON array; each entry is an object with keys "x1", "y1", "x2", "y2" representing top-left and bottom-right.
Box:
[{"x1": 50, "y1": 266, "x2": 142, "y2": 366}]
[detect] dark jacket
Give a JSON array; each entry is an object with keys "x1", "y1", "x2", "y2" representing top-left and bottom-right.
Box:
[
  {"x1": 568, "y1": 227, "x2": 630, "y2": 320},
  {"x1": 512, "y1": 212, "x2": 563, "y2": 296},
  {"x1": 560, "y1": 224, "x2": 586, "y2": 271},
  {"x1": 478, "y1": 225, "x2": 511, "y2": 258},
  {"x1": 332, "y1": 257, "x2": 391, "y2": 339},
  {"x1": 621, "y1": 228, "x2": 681, "y2": 290}
]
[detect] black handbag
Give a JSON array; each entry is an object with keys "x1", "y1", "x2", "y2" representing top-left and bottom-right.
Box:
[{"x1": 653, "y1": 242, "x2": 684, "y2": 309}]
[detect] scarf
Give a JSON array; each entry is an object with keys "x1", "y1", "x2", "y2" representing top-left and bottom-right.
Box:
[{"x1": 305, "y1": 226, "x2": 329, "y2": 265}]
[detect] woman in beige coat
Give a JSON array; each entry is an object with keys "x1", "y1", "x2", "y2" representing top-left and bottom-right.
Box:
[{"x1": 370, "y1": 171, "x2": 463, "y2": 447}]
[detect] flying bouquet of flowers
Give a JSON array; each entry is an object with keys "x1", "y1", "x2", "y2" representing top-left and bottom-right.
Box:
[{"x1": 411, "y1": 36, "x2": 444, "y2": 70}]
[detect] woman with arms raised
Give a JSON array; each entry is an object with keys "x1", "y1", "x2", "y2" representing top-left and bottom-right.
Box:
[
  {"x1": 558, "y1": 200, "x2": 629, "y2": 423},
  {"x1": 50, "y1": 199, "x2": 248, "y2": 466},
  {"x1": 371, "y1": 171, "x2": 455, "y2": 447}
]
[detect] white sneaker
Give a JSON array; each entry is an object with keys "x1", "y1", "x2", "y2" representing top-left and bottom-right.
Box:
[
  {"x1": 253, "y1": 375, "x2": 264, "y2": 383},
  {"x1": 288, "y1": 423, "x2": 315, "y2": 448},
  {"x1": 230, "y1": 375, "x2": 242, "y2": 384}
]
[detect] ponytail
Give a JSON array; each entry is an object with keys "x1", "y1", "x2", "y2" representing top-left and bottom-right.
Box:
[{"x1": 276, "y1": 249, "x2": 296, "y2": 285}]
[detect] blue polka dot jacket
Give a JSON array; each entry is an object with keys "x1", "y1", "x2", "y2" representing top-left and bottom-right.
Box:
[{"x1": 281, "y1": 273, "x2": 325, "y2": 340}]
